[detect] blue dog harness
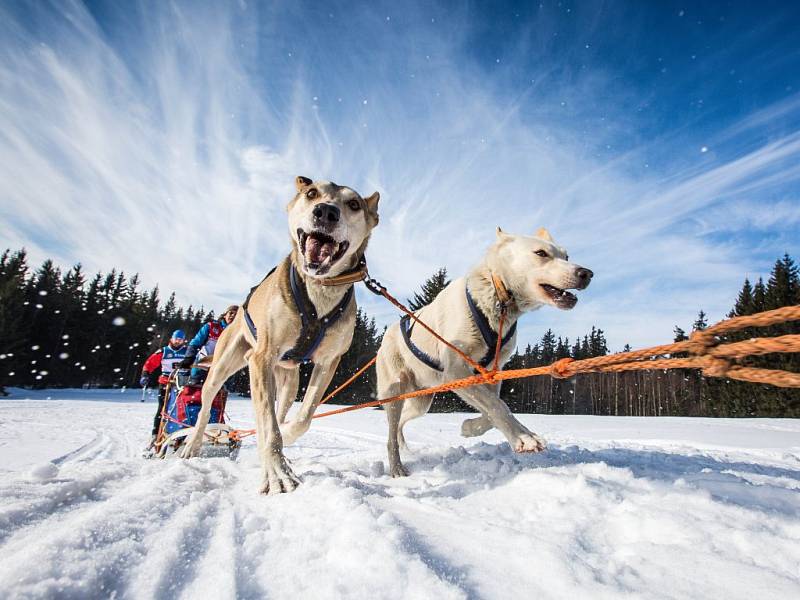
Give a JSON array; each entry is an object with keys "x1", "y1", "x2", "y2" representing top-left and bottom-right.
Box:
[
  {"x1": 241, "y1": 262, "x2": 354, "y2": 364},
  {"x1": 401, "y1": 285, "x2": 517, "y2": 372}
]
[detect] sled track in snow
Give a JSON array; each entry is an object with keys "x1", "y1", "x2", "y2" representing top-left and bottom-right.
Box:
[{"x1": 1, "y1": 395, "x2": 799, "y2": 599}]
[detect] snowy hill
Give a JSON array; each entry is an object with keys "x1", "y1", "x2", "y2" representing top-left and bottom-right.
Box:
[{"x1": 1, "y1": 389, "x2": 799, "y2": 599}]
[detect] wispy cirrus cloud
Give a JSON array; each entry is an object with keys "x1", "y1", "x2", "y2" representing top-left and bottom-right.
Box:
[{"x1": 1, "y1": 1, "x2": 798, "y2": 350}]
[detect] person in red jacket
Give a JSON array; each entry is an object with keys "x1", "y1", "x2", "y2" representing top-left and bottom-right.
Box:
[{"x1": 141, "y1": 329, "x2": 188, "y2": 448}]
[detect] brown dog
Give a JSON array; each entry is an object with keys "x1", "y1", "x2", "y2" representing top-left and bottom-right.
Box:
[{"x1": 180, "y1": 176, "x2": 380, "y2": 494}]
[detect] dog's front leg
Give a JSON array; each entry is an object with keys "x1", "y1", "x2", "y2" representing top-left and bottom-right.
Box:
[
  {"x1": 280, "y1": 357, "x2": 340, "y2": 446},
  {"x1": 250, "y1": 352, "x2": 300, "y2": 494},
  {"x1": 275, "y1": 365, "x2": 300, "y2": 424},
  {"x1": 457, "y1": 385, "x2": 546, "y2": 453},
  {"x1": 461, "y1": 413, "x2": 493, "y2": 438}
]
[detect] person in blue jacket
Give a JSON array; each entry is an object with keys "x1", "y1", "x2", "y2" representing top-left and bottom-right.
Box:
[{"x1": 178, "y1": 305, "x2": 238, "y2": 384}]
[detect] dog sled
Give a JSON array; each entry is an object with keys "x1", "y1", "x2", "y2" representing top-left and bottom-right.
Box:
[{"x1": 151, "y1": 368, "x2": 241, "y2": 460}]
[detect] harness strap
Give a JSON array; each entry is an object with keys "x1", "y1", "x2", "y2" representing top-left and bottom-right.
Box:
[
  {"x1": 400, "y1": 314, "x2": 444, "y2": 371},
  {"x1": 400, "y1": 282, "x2": 517, "y2": 373},
  {"x1": 281, "y1": 265, "x2": 354, "y2": 363},
  {"x1": 240, "y1": 259, "x2": 359, "y2": 360},
  {"x1": 241, "y1": 265, "x2": 276, "y2": 342},
  {"x1": 465, "y1": 286, "x2": 517, "y2": 369}
]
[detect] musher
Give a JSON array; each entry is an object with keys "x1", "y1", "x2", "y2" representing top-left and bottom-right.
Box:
[
  {"x1": 178, "y1": 305, "x2": 239, "y2": 384},
  {"x1": 140, "y1": 329, "x2": 188, "y2": 449}
]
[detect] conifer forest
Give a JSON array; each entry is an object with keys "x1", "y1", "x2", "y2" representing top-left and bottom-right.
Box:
[{"x1": 1, "y1": 249, "x2": 798, "y2": 416}]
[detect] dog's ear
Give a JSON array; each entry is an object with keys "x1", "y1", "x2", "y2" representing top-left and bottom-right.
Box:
[
  {"x1": 496, "y1": 226, "x2": 508, "y2": 239},
  {"x1": 364, "y1": 191, "x2": 380, "y2": 225},
  {"x1": 295, "y1": 176, "x2": 312, "y2": 191},
  {"x1": 535, "y1": 227, "x2": 553, "y2": 241}
]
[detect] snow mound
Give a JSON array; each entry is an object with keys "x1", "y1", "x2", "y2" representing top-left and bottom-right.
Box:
[{"x1": 0, "y1": 389, "x2": 799, "y2": 599}]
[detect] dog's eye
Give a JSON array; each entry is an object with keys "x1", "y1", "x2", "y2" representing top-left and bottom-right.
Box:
[
  {"x1": 347, "y1": 200, "x2": 361, "y2": 211},
  {"x1": 535, "y1": 250, "x2": 549, "y2": 258},
  {"x1": 306, "y1": 188, "x2": 318, "y2": 199},
  {"x1": 565, "y1": 255, "x2": 569, "y2": 261}
]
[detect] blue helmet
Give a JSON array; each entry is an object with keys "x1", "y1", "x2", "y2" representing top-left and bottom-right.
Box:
[{"x1": 171, "y1": 329, "x2": 186, "y2": 340}]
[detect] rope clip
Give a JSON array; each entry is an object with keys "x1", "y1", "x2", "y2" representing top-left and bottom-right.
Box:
[{"x1": 363, "y1": 274, "x2": 387, "y2": 296}]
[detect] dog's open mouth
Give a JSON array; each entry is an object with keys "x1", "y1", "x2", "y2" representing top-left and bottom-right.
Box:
[
  {"x1": 297, "y1": 228, "x2": 350, "y2": 274},
  {"x1": 540, "y1": 284, "x2": 578, "y2": 309}
]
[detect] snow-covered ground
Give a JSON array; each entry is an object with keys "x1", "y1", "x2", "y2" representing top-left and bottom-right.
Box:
[{"x1": 1, "y1": 389, "x2": 798, "y2": 600}]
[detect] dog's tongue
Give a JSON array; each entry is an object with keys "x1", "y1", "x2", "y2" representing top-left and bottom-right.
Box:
[{"x1": 305, "y1": 235, "x2": 336, "y2": 264}]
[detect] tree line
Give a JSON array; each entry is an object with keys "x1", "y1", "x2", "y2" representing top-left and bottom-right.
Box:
[
  {"x1": 0, "y1": 249, "x2": 225, "y2": 392},
  {"x1": 1, "y1": 248, "x2": 798, "y2": 416}
]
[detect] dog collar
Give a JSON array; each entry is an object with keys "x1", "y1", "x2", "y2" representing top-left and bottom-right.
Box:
[
  {"x1": 319, "y1": 256, "x2": 369, "y2": 286},
  {"x1": 490, "y1": 273, "x2": 514, "y2": 311}
]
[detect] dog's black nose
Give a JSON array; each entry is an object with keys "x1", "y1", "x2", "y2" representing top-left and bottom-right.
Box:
[
  {"x1": 576, "y1": 268, "x2": 593, "y2": 283},
  {"x1": 313, "y1": 203, "x2": 340, "y2": 224}
]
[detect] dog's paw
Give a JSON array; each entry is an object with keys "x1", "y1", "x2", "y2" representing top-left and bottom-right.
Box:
[
  {"x1": 512, "y1": 433, "x2": 547, "y2": 453},
  {"x1": 461, "y1": 415, "x2": 492, "y2": 438},
  {"x1": 389, "y1": 462, "x2": 410, "y2": 478},
  {"x1": 260, "y1": 454, "x2": 301, "y2": 495}
]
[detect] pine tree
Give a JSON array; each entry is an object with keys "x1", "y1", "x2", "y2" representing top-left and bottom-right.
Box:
[
  {"x1": 540, "y1": 329, "x2": 556, "y2": 364},
  {"x1": 588, "y1": 327, "x2": 609, "y2": 356},
  {"x1": 408, "y1": 267, "x2": 450, "y2": 311},
  {"x1": 555, "y1": 336, "x2": 571, "y2": 359},
  {"x1": 731, "y1": 278, "x2": 754, "y2": 316},
  {"x1": 765, "y1": 254, "x2": 800, "y2": 310},
  {"x1": 580, "y1": 335, "x2": 590, "y2": 358},
  {"x1": 752, "y1": 278, "x2": 766, "y2": 312},
  {"x1": 673, "y1": 326, "x2": 688, "y2": 342},
  {"x1": 692, "y1": 310, "x2": 708, "y2": 331},
  {"x1": 0, "y1": 249, "x2": 31, "y2": 393}
]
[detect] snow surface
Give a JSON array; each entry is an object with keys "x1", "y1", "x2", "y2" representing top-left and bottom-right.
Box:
[{"x1": 1, "y1": 388, "x2": 799, "y2": 600}]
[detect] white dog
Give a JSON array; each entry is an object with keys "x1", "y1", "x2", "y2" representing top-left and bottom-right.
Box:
[
  {"x1": 376, "y1": 227, "x2": 592, "y2": 476},
  {"x1": 180, "y1": 177, "x2": 379, "y2": 494}
]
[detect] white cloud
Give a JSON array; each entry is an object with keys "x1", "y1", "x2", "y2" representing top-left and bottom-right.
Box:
[{"x1": 1, "y1": 1, "x2": 798, "y2": 352}]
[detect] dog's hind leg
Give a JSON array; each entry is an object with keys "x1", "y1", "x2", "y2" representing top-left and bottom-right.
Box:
[
  {"x1": 397, "y1": 394, "x2": 434, "y2": 451},
  {"x1": 384, "y1": 388, "x2": 413, "y2": 478},
  {"x1": 180, "y1": 327, "x2": 249, "y2": 459},
  {"x1": 378, "y1": 352, "x2": 419, "y2": 476}
]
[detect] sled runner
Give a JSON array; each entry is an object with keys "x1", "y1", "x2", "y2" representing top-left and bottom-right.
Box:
[{"x1": 152, "y1": 368, "x2": 240, "y2": 460}]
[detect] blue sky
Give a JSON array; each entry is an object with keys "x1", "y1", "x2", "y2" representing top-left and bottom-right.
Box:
[{"x1": 1, "y1": 0, "x2": 799, "y2": 350}]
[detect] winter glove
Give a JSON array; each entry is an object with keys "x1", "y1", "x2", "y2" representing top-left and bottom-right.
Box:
[
  {"x1": 178, "y1": 348, "x2": 197, "y2": 368},
  {"x1": 139, "y1": 374, "x2": 150, "y2": 387}
]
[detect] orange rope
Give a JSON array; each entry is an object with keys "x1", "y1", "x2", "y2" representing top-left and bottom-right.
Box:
[
  {"x1": 321, "y1": 356, "x2": 378, "y2": 405},
  {"x1": 313, "y1": 305, "x2": 800, "y2": 419}
]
